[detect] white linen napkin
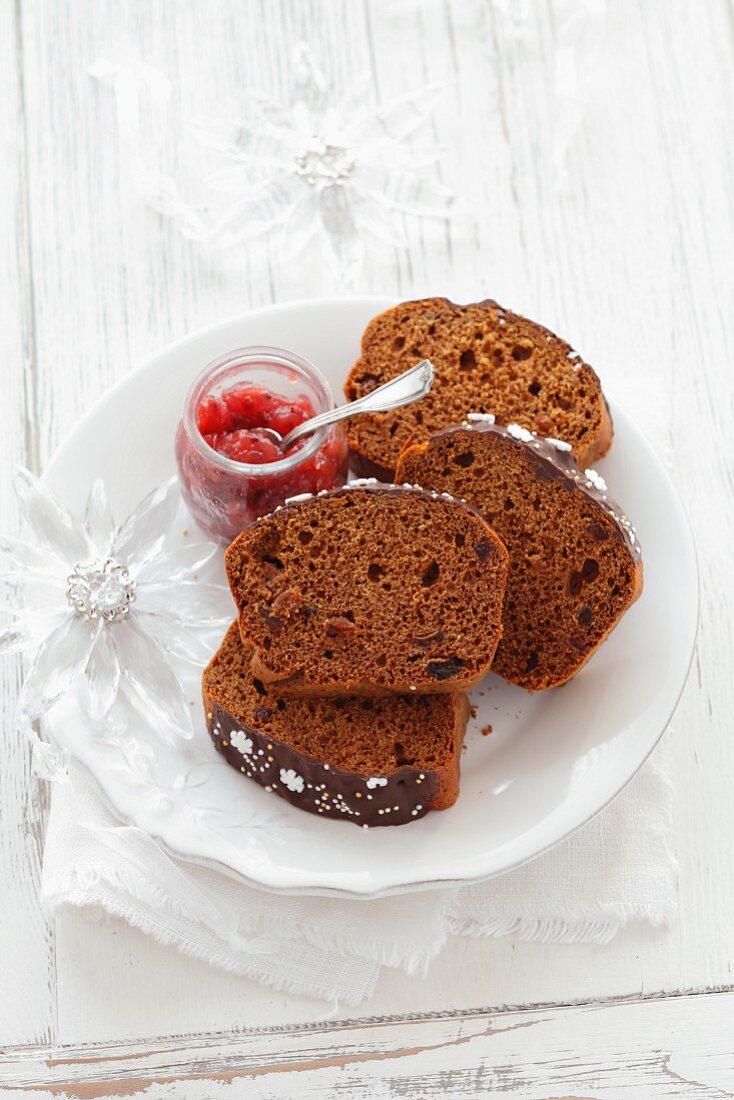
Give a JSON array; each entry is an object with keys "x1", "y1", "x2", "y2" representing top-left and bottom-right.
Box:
[{"x1": 41, "y1": 734, "x2": 675, "y2": 1007}]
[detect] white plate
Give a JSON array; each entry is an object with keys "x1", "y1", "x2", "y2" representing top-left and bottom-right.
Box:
[{"x1": 43, "y1": 297, "x2": 698, "y2": 898}]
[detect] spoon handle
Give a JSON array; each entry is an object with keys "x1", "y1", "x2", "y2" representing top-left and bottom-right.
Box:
[{"x1": 279, "y1": 359, "x2": 435, "y2": 451}]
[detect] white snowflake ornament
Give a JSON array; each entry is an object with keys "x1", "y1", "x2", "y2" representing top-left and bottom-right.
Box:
[
  {"x1": 91, "y1": 44, "x2": 459, "y2": 282},
  {"x1": 1, "y1": 470, "x2": 230, "y2": 742},
  {"x1": 196, "y1": 44, "x2": 457, "y2": 278}
]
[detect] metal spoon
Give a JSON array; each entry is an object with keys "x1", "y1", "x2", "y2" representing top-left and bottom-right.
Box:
[{"x1": 272, "y1": 359, "x2": 435, "y2": 452}]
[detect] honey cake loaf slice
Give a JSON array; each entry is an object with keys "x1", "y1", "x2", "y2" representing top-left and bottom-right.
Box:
[
  {"x1": 225, "y1": 482, "x2": 509, "y2": 697},
  {"x1": 204, "y1": 623, "x2": 469, "y2": 826},
  {"x1": 397, "y1": 419, "x2": 642, "y2": 690},
  {"x1": 345, "y1": 297, "x2": 612, "y2": 481}
]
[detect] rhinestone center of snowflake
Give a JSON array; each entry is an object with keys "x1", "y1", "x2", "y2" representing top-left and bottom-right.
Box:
[
  {"x1": 66, "y1": 557, "x2": 136, "y2": 623},
  {"x1": 294, "y1": 139, "x2": 355, "y2": 187}
]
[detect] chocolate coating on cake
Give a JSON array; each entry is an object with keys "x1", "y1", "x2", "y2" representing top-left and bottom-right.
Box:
[
  {"x1": 206, "y1": 702, "x2": 438, "y2": 827},
  {"x1": 256, "y1": 478, "x2": 479, "y2": 524}
]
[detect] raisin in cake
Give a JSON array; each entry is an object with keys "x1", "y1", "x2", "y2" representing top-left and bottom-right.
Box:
[
  {"x1": 204, "y1": 623, "x2": 469, "y2": 825},
  {"x1": 397, "y1": 419, "x2": 642, "y2": 690},
  {"x1": 345, "y1": 297, "x2": 612, "y2": 480},
  {"x1": 225, "y1": 482, "x2": 508, "y2": 696}
]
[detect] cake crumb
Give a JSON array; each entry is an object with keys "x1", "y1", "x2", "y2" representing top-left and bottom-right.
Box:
[
  {"x1": 481, "y1": 724, "x2": 493, "y2": 736},
  {"x1": 470, "y1": 705, "x2": 478, "y2": 719}
]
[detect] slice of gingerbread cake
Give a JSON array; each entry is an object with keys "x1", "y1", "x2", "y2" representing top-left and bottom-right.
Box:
[
  {"x1": 204, "y1": 623, "x2": 469, "y2": 826},
  {"x1": 397, "y1": 418, "x2": 642, "y2": 690},
  {"x1": 225, "y1": 482, "x2": 508, "y2": 697},
  {"x1": 344, "y1": 297, "x2": 613, "y2": 480}
]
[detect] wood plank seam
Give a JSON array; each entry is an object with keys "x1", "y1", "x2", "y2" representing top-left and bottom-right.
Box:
[
  {"x1": 3, "y1": 983, "x2": 734, "y2": 1061},
  {"x1": 1, "y1": 990, "x2": 734, "y2": 1095}
]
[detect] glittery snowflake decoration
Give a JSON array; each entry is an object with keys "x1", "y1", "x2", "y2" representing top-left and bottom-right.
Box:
[
  {"x1": 0, "y1": 470, "x2": 229, "y2": 744},
  {"x1": 490, "y1": 0, "x2": 608, "y2": 182},
  {"x1": 90, "y1": 44, "x2": 458, "y2": 281}
]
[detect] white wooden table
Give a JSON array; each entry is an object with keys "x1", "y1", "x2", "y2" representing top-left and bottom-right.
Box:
[{"x1": 2, "y1": 1, "x2": 733, "y2": 1095}]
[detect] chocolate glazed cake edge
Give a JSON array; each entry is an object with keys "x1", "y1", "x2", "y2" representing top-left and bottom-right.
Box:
[{"x1": 204, "y1": 699, "x2": 440, "y2": 828}]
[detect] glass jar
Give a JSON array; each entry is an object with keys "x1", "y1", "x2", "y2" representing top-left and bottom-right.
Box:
[{"x1": 175, "y1": 346, "x2": 349, "y2": 544}]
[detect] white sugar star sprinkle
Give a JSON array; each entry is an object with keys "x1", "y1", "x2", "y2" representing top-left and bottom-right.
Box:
[
  {"x1": 507, "y1": 424, "x2": 535, "y2": 443},
  {"x1": 584, "y1": 468, "x2": 608, "y2": 492},
  {"x1": 230, "y1": 730, "x2": 253, "y2": 757},
  {"x1": 279, "y1": 768, "x2": 305, "y2": 793}
]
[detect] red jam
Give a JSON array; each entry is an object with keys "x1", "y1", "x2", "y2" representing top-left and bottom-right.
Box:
[
  {"x1": 175, "y1": 349, "x2": 349, "y2": 544},
  {"x1": 196, "y1": 385, "x2": 316, "y2": 464}
]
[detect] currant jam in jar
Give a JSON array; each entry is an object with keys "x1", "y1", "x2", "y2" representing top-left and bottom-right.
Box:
[{"x1": 175, "y1": 346, "x2": 349, "y2": 543}]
